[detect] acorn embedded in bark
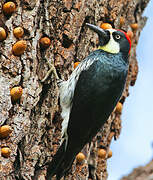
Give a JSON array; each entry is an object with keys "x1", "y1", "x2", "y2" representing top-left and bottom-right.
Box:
[
  {"x1": 39, "y1": 37, "x2": 51, "y2": 49},
  {"x1": 74, "y1": 62, "x2": 80, "y2": 69},
  {"x1": 127, "y1": 30, "x2": 134, "y2": 40},
  {"x1": 76, "y1": 152, "x2": 85, "y2": 163},
  {"x1": 120, "y1": 17, "x2": 125, "y2": 27},
  {"x1": 1, "y1": 147, "x2": 11, "y2": 158},
  {"x1": 0, "y1": 27, "x2": 7, "y2": 41},
  {"x1": 130, "y1": 23, "x2": 139, "y2": 31},
  {"x1": 12, "y1": 40, "x2": 27, "y2": 56},
  {"x1": 13, "y1": 27, "x2": 24, "y2": 38},
  {"x1": 115, "y1": 102, "x2": 123, "y2": 113},
  {"x1": 3, "y1": 1, "x2": 16, "y2": 15},
  {"x1": 100, "y1": 23, "x2": 112, "y2": 30},
  {"x1": 0, "y1": 125, "x2": 12, "y2": 139},
  {"x1": 98, "y1": 148, "x2": 106, "y2": 158},
  {"x1": 10, "y1": 86, "x2": 23, "y2": 101},
  {"x1": 108, "y1": 149, "x2": 112, "y2": 158}
]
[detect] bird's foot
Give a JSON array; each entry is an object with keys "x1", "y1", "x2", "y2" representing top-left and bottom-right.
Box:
[{"x1": 41, "y1": 60, "x2": 59, "y2": 82}]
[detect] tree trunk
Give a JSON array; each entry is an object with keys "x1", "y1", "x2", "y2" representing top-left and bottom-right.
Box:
[
  {"x1": 121, "y1": 159, "x2": 153, "y2": 180},
  {"x1": 0, "y1": 0, "x2": 149, "y2": 179}
]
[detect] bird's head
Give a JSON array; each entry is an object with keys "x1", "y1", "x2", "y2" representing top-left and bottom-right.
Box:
[{"x1": 86, "y1": 23, "x2": 131, "y2": 56}]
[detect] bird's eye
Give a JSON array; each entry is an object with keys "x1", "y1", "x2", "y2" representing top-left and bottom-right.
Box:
[{"x1": 115, "y1": 35, "x2": 121, "y2": 40}]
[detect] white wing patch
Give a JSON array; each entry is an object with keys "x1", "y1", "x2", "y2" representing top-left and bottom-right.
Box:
[{"x1": 59, "y1": 58, "x2": 95, "y2": 148}]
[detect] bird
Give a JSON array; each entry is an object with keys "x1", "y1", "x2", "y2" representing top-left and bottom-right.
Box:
[{"x1": 46, "y1": 23, "x2": 131, "y2": 179}]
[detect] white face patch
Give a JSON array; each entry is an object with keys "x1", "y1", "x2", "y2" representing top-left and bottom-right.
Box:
[{"x1": 99, "y1": 29, "x2": 120, "y2": 54}]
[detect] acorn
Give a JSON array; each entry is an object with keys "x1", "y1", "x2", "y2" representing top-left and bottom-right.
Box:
[
  {"x1": 0, "y1": 27, "x2": 7, "y2": 41},
  {"x1": 39, "y1": 37, "x2": 51, "y2": 49},
  {"x1": 13, "y1": 27, "x2": 24, "y2": 38},
  {"x1": 108, "y1": 149, "x2": 112, "y2": 158},
  {"x1": 76, "y1": 152, "x2": 85, "y2": 163},
  {"x1": 3, "y1": 2, "x2": 16, "y2": 15},
  {"x1": 120, "y1": 17, "x2": 125, "y2": 27},
  {"x1": 0, "y1": 125, "x2": 12, "y2": 139},
  {"x1": 127, "y1": 30, "x2": 134, "y2": 40},
  {"x1": 74, "y1": 62, "x2": 80, "y2": 69},
  {"x1": 12, "y1": 40, "x2": 27, "y2": 56},
  {"x1": 100, "y1": 23, "x2": 112, "y2": 30},
  {"x1": 130, "y1": 23, "x2": 139, "y2": 31},
  {"x1": 1, "y1": 147, "x2": 11, "y2": 158},
  {"x1": 10, "y1": 86, "x2": 23, "y2": 101},
  {"x1": 115, "y1": 102, "x2": 123, "y2": 113},
  {"x1": 98, "y1": 149, "x2": 106, "y2": 159}
]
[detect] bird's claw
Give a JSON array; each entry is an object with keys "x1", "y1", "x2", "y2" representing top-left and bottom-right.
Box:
[{"x1": 41, "y1": 61, "x2": 59, "y2": 82}]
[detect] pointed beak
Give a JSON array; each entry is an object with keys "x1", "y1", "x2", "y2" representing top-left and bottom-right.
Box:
[{"x1": 86, "y1": 23, "x2": 109, "y2": 46}]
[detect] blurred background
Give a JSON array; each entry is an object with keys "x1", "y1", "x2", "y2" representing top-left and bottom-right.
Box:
[{"x1": 108, "y1": 0, "x2": 153, "y2": 179}]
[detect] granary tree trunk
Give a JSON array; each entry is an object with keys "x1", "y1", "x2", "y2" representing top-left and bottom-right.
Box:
[
  {"x1": 0, "y1": 0, "x2": 150, "y2": 179},
  {"x1": 121, "y1": 158, "x2": 153, "y2": 180}
]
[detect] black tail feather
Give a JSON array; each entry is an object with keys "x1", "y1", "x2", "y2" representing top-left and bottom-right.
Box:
[
  {"x1": 46, "y1": 141, "x2": 66, "y2": 180},
  {"x1": 46, "y1": 139, "x2": 77, "y2": 180}
]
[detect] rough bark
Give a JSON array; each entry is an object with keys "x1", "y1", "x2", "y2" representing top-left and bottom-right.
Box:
[
  {"x1": 121, "y1": 159, "x2": 153, "y2": 180},
  {"x1": 0, "y1": 0, "x2": 150, "y2": 179}
]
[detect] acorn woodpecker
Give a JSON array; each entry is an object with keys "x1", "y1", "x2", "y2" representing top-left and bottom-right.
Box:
[{"x1": 46, "y1": 23, "x2": 131, "y2": 179}]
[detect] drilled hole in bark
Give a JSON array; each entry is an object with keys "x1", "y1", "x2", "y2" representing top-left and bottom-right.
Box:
[
  {"x1": 52, "y1": 111, "x2": 60, "y2": 124},
  {"x1": 63, "y1": 7, "x2": 71, "y2": 12},
  {"x1": 62, "y1": 34, "x2": 73, "y2": 48},
  {"x1": 13, "y1": 148, "x2": 20, "y2": 172},
  {"x1": 4, "y1": 0, "x2": 17, "y2": 3},
  {"x1": 102, "y1": 16, "x2": 115, "y2": 28},
  {"x1": 23, "y1": 28, "x2": 30, "y2": 36},
  {"x1": 88, "y1": 164, "x2": 96, "y2": 179}
]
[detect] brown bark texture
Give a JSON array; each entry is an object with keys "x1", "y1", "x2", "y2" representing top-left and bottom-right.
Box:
[
  {"x1": 0, "y1": 0, "x2": 150, "y2": 179},
  {"x1": 121, "y1": 159, "x2": 153, "y2": 180}
]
